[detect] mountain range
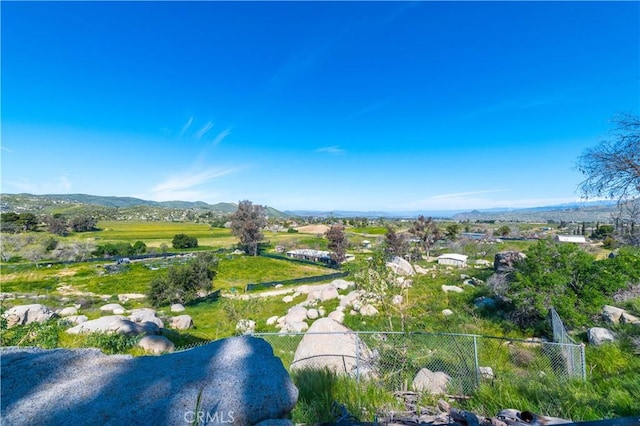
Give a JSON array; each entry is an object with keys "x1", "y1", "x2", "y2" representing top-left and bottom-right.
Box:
[{"x1": 0, "y1": 193, "x2": 621, "y2": 222}]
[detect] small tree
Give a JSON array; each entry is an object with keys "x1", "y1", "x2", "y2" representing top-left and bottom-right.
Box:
[
  {"x1": 384, "y1": 226, "x2": 408, "y2": 259},
  {"x1": 409, "y1": 215, "x2": 441, "y2": 258},
  {"x1": 172, "y1": 234, "x2": 198, "y2": 249},
  {"x1": 230, "y1": 200, "x2": 266, "y2": 256},
  {"x1": 445, "y1": 223, "x2": 460, "y2": 240},
  {"x1": 496, "y1": 225, "x2": 511, "y2": 237},
  {"x1": 325, "y1": 224, "x2": 348, "y2": 266},
  {"x1": 147, "y1": 252, "x2": 218, "y2": 307}
]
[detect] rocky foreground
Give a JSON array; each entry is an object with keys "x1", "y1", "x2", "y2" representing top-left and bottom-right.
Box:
[{"x1": 1, "y1": 336, "x2": 297, "y2": 426}]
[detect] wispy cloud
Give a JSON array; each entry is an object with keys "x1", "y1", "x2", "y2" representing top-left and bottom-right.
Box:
[
  {"x1": 153, "y1": 168, "x2": 239, "y2": 193},
  {"x1": 194, "y1": 121, "x2": 214, "y2": 140},
  {"x1": 464, "y1": 95, "x2": 566, "y2": 119},
  {"x1": 211, "y1": 128, "x2": 231, "y2": 146},
  {"x1": 3, "y1": 176, "x2": 71, "y2": 193},
  {"x1": 1, "y1": 146, "x2": 13, "y2": 153},
  {"x1": 180, "y1": 117, "x2": 194, "y2": 138},
  {"x1": 316, "y1": 146, "x2": 345, "y2": 155},
  {"x1": 346, "y1": 100, "x2": 387, "y2": 120}
]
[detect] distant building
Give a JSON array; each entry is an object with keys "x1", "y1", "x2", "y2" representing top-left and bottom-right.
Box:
[
  {"x1": 437, "y1": 253, "x2": 468, "y2": 267},
  {"x1": 461, "y1": 232, "x2": 486, "y2": 241},
  {"x1": 287, "y1": 249, "x2": 332, "y2": 264},
  {"x1": 555, "y1": 235, "x2": 587, "y2": 244}
]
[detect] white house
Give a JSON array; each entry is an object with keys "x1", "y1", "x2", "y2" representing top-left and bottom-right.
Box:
[
  {"x1": 437, "y1": 253, "x2": 468, "y2": 267},
  {"x1": 555, "y1": 235, "x2": 587, "y2": 244},
  {"x1": 286, "y1": 249, "x2": 332, "y2": 263}
]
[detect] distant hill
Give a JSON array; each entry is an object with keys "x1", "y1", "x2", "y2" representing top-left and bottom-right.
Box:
[
  {"x1": 452, "y1": 201, "x2": 619, "y2": 222},
  {"x1": 0, "y1": 193, "x2": 290, "y2": 219}
]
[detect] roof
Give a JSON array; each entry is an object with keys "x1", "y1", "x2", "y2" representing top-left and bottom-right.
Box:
[
  {"x1": 286, "y1": 249, "x2": 331, "y2": 258},
  {"x1": 555, "y1": 235, "x2": 587, "y2": 243},
  {"x1": 437, "y1": 253, "x2": 468, "y2": 262}
]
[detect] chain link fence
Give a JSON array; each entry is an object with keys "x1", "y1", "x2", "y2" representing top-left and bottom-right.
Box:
[{"x1": 254, "y1": 329, "x2": 585, "y2": 396}]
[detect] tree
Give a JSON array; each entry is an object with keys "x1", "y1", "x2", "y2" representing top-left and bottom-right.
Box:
[
  {"x1": 384, "y1": 226, "x2": 408, "y2": 259},
  {"x1": 46, "y1": 214, "x2": 68, "y2": 236},
  {"x1": 172, "y1": 234, "x2": 198, "y2": 249},
  {"x1": 444, "y1": 223, "x2": 460, "y2": 240},
  {"x1": 230, "y1": 200, "x2": 266, "y2": 256},
  {"x1": 132, "y1": 240, "x2": 147, "y2": 255},
  {"x1": 70, "y1": 215, "x2": 98, "y2": 232},
  {"x1": 491, "y1": 239, "x2": 639, "y2": 328},
  {"x1": 147, "y1": 252, "x2": 218, "y2": 307},
  {"x1": 325, "y1": 224, "x2": 348, "y2": 266},
  {"x1": 577, "y1": 114, "x2": 639, "y2": 200},
  {"x1": 409, "y1": 215, "x2": 441, "y2": 258},
  {"x1": 496, "y1": 225, "x2": 511, "y2": 237}
]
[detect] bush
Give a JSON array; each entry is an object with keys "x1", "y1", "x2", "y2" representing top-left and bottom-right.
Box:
[
  {"x1": 147, "y1": 252, "x2": 218, "y2": 307},
  {"x1": 172, "y1": 234, "x2": 198, "y2": 249},
  {"x1": 84, "y1": 332, "x2": 140, "y2": 354},
  {"x1": 0, "y1": 318, "x2": 62, "y2": 348}
]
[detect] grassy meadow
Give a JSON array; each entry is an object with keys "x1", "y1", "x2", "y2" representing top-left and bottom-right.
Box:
[{"x1": 2, "y1": 219, "x2": 639, "y2": 421}]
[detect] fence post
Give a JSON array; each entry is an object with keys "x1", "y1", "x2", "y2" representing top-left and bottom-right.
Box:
[
  {"x1": 355, "y1": 332, "x2": 360, "y2": 384},
  {"x1": 580, "y1": 343, "x2": 587, "y2": 381},
  {"x1": 473, "y1": 335, "x2": 480, "y2": 388}
]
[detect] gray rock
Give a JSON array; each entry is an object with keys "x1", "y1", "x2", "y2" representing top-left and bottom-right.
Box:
[
  {"x1": 58, "y1": 307, "x2": 78, "y2": 317},
  {"x1": 64, "y1": 315, "x2": 88, "y2": 325},
  {"x1": 332, "y1": 279, "x2": 354, "y2": 290},
  {"x1": 117, "y1": 293, "x2": 146, "y2": 303},
  {"x1": 169, "y1": 315, "x2": 194, "y2": 330},
  {"x1": 99, "y1": 303, "x2": 125, "y2": 313},
  {"x1": 587, "y1": 327, "x2": 616, "y2": 345},
  {"x1": 328, "y1": 310, "x2": 345, "y2": 323},
  {"x1": 359, "y1": 304, "x2": 379, "y2": 316},
  {"x1": 66, "y1": 315, "x2": 155, "y2": 336},
  {"x1": 138, "y1": 335, "x2": 175, "y2": 354},
  {"x1": 412, "y1": 368, "x2": 451, "y2": 394},
  {"x1": 129, "y1": 308, "x2": 164, "y2": 329},
  {"x1": 266, "y1": 315, "x2": 279, "y2": 326},
  {"x1": 392, "y1": 295, "x2": 404, "y2": 305},
  {"x1": 494, "y1": 251, "x2": 526, "y2": 273},
  {"x1": 1, "y1": 336, "x2": 298, "y2": 425},
  {"x1": 170, "y1": 303, "x2": 185, "y2": 313},
  {"x1": 441, "y1": 285, "x2": 464, "y2": 293},
  {"x1": 280, "y1": 321, "x2": 308, "y2": 333},
  {"x1": 602, "y1": 305, "x2": 625, "y2": 324},
  {"x1": 479, "y1": 366, "x2": 494, "y2": 379},
  {"x1": 236, "y1": 319, "x2": 256, "y2": 335},
  {"x1": 285, "y1": 306, "x2": 308, "y2": 324},
  {"x1": 621, "y1": 311, "x2": 640, "y2": 325},
  {"x1": 387, "y1": 256, "x2": 415, "y2": 276},
  {"x1": 2, "y1": 304, "x2": 55, "y2": 328},
  {"x1": 282, "y1": 295, "x2": 294, "y2": 303},
  {"x1": 306, "y1": 309, "x2": 319, "y2": 320},
  {"x1": 442, "y1": 309, "x2": 454, "y2": 316},
  {"x1": 291, "y1": 318, "x2": 374, "y2": 378},
  {"x1": 339, "y1": 290, "x2": 364, "y2": 308},
  {"x1": 319, "y1": 285, "x2": 339, "y2": 302}
]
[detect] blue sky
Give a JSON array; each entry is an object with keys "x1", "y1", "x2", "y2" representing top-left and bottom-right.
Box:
[{"x1": 2, "y1": 1, "x2": 638, "y2": 212}]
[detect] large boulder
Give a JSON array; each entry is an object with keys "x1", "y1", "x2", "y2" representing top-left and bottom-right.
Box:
[
  {"x1": 1, "y1": 336, "x2": 298, "y2": 425},
  {"x1": 58, "y1": 307, "x2": 78, "y2": 317},
  {"x1": 170, "y1": 303, "x2": 185, "y2": 313},
  {"x1": 602, "y1": 305, "x2": 625, "y2": 324},
  {"x1": 236, "y1": 319, "x2": 256, "y2": 335},
  {"x1": 412, "y1": 368, "x2": 451, "y2": 394},
  {"x1": 291, "y1": 318, "x2": 374, "y2": 378},
  {"x1": 137, "y1": 335, "x2": 175, "y2": 354},
  {"x1": 2, "y1": 304, "x2": 55, "y2": 328},
  {"x1": 494, "y1": 251, "x2": 526, "y2": 273},
  {"x1": 99, "y1": 303, "x2": 126, "y2": 314},
  {"x1": 386, "y1": 256, "x2": 415, "y2": 276},
  {"x1": 587, "y1": 327, "x2": 616, "y2": 345},
  {"x1": 169, "y1": 315, "x2": 194, "y2": 330},
  {"x1": 66, "y1": 315, "x2": 158, "y2": 336},
  {"x1": 129, "y1": 308, "x2": 164, "y2": 329}
]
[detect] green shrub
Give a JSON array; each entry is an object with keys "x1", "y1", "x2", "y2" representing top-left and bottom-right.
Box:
[
  {"x1": 83, "y1": 332, "x2": 140, "y2": 354},
  {"x1": 172, "y1": 234, "x2": 198, "y2": 249},
  {"x1": 0, "y1": 318, "x2": 62, "y2": 348}
]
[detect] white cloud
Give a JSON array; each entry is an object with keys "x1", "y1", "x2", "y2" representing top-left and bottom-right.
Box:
[
  {"x1": 1, "y1": 146, "x2": 13, "y2": 153},
  {"x1": 195, "y1": 121, "x2": 214, "y2": 140},
  {"x1": 211, "y1": 128, "x2": 232, "y2": 146},
  {"x1": 180, "y1": 117, "x2": 194, "y2": 138},
  {"x1": 147, "y1": 167, "x2": 240, "y2": 202},
  {"x1": 316, "y1": 146, "x2": 345, "y2": 155}
]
